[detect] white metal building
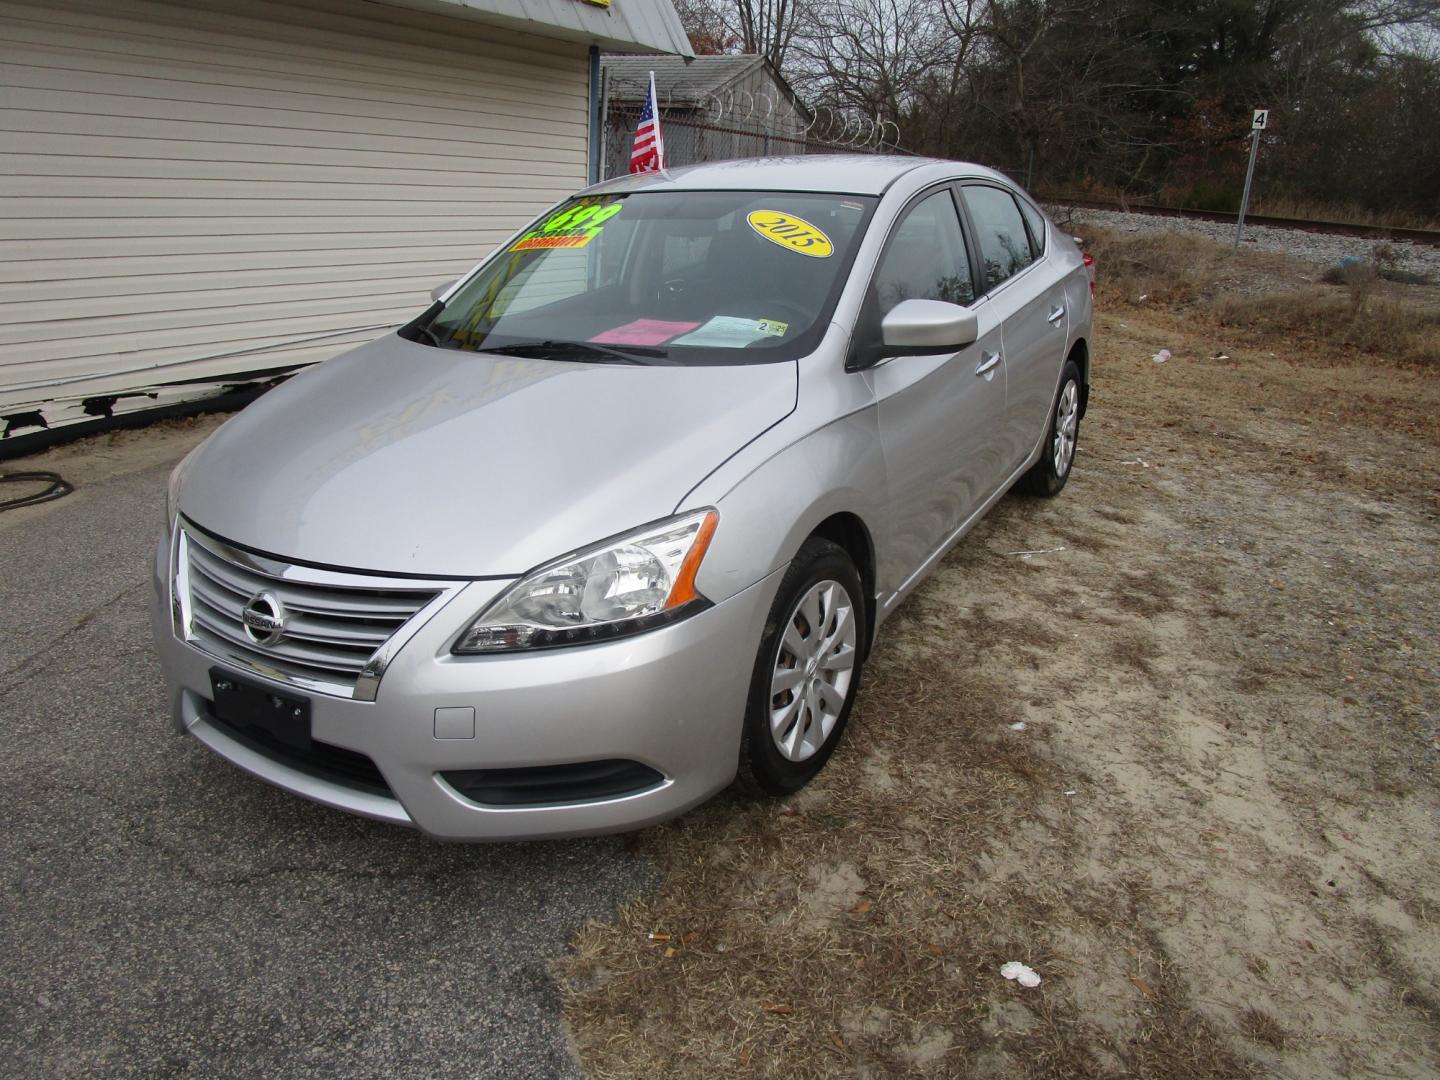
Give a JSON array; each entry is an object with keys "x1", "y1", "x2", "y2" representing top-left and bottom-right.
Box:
[{"x1": 0, "y1": 0, "x2": 691, "y2": 450}]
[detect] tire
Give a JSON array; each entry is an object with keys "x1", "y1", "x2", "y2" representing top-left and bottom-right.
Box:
[
  {"x1": 737, "y1": 537, "x2": 868, "y2": 796},
  {"x1": 1019, "y1": 359, "x2": 1082, "y2": 497}
]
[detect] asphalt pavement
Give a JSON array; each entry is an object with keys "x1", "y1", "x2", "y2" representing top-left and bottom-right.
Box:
[{"x1": 0, "y1": 453, "x2": 652, "y2": 1078}]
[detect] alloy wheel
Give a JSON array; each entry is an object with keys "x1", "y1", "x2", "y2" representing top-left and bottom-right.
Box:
[
  {"x1": 1053, "y1": 379, "x2": 1079, "y2": 476},
  {"x1": 768, "y1": 579, "x2": 858, "y2": 762}
]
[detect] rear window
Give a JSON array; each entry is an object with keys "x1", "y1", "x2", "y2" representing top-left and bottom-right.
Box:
[
  {"x1": 962, "y1": 185, "x2": 1036, "y2": 290},
  {"x1": 1016, "y1": 197, "x2": 1047, "y2": 256}
]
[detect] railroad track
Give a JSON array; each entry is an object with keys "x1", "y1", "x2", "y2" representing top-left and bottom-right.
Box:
[{"x1": 1040, "y1": 194, "x2": 1440, "y2": 247}]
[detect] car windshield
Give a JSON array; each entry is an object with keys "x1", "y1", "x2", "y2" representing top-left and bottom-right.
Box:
[{"x1": 414, "y1": 190, "x2": 876, "y2": 365}]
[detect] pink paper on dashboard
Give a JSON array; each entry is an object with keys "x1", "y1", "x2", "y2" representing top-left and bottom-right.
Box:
[{"x1": 588, "y1": 319, "x2": 700, "y2": 346}]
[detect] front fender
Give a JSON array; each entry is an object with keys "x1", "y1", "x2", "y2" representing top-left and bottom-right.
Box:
[
  {"x1": 686, "y1": 406, "x2": 886, "y2": 610},
  {"x1": 680, "y1": 326, "x2": 887, "y2": 619}
]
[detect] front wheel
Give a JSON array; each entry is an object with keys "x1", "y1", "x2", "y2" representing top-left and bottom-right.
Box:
[
  {"x1": 1019, "y1": 360, "x2": 1082, "y2": 497},
  {"x1": 738, "y1": 538, "x2": 867, "y2": 795}
]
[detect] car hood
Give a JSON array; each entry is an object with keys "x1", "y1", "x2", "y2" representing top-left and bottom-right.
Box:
[{"x1": 179, "y1": 334, "x2": 797, "y2": 577}]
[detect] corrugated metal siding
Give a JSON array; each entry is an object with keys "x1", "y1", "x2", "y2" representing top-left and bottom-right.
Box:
[{"x1": 0, "y1": 0, "x2": 590, "y2": 437}]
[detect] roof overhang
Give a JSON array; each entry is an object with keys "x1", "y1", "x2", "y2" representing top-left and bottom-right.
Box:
[{"x1": 376, "y1": 0, "x2": 694, "y2": 57}]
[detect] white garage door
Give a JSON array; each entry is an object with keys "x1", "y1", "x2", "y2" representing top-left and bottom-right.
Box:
[{"x1": 0, "y1": 0, "x2": 590, "y2": 440}]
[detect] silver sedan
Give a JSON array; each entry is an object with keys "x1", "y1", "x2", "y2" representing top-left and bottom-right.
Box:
[{"x1": 151, "y1": 156, "x2": 1094, "y2": 839}]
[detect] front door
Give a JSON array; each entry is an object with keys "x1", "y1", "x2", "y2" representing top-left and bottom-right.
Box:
[{"x1": 865, "y1": 187, "x2": 1008, "y2": 598}]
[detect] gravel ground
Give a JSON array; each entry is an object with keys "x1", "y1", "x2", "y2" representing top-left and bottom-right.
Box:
[{"x1": 1054, "y1": 205, "x2": 1440, "y2": 278}]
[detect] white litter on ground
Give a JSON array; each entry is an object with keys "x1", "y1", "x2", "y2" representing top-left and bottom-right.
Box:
[
  {"x1": 1009, "y1": 722, "x2": 1027, "y2": 732},
  {"x1": 1000, "y1": 961, "x2": 1042, "y2": 988},
  {"x1": 1006, "y1": 546, "x2": 1067, "y2": 558},
  {"x1": 1152, "y1": 349, "x2": 1172, "y2": 363}
]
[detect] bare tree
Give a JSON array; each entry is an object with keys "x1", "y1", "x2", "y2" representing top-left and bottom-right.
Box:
[
  {"x1": 739, "y1": 0, "x2": 807, "y2": 69},
  {"x1": 790, "y1": 0, "x2": 953, "y2": 124},
  {"x1": 671, "y1": 0, "x2": 742, "y2": 53},
  {"x1": 671, "y1": 0, "x2": 808, "y2": 70},
  {"x1": 672, "y1": 0, "x2": 1440, "y2": 215}
]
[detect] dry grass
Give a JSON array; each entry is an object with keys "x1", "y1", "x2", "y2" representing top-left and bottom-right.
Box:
[
  {"x1": 1106, "y1": 631, "x2": 1161, "y2": 674},
  {"x1": 1083, "y1": 229, "x2": 1297, "y2": 308},
  {"x1": 1237, "y1": 1007, "x2": 1288, "y2": 1050},
  {"x1": 1213, "y1": 288, "x2": 1440, "y2": 366},
  {"x1": 562, "y1": 663, "x2": 1039, "y2": 1076},
  {"x1": 1248, "y1": 194, "x2": 1440, "y2": 233},
  {"x1": 1111, "y1": 569, "x2": 1178, "y2": 619},
  {"x1": 1318, "y1": 244, "x2": 1431, "y2": 287},
  {"x1": 1086, "y1": 226, "x2": 1440, "y2": 367},
  {"x1": 559, "y1": 649, "x2": 1254, "y2": 1079}
]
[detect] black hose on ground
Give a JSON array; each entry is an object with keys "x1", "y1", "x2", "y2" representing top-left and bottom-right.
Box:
[{"x1": 0, "y1": 471, "x2": 73, "y2": 511}]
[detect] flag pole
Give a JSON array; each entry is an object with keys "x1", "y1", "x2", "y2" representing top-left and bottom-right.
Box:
[{"x1": 650, "y1": 70, "x2": 665, "y2": 170}]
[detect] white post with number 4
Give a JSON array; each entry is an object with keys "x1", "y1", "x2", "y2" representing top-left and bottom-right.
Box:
[{"x1": 1235, "y1": 109, "x2": 1268, "y2": 249}]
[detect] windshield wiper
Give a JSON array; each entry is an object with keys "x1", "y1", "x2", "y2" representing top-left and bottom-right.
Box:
[{"x1": 474, "y1": 340, "x2": 669, "y2": 365}]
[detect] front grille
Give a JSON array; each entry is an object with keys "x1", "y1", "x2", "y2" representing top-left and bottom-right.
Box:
[
  {"x1": 205, "y1": 704, "x2": 392, "y2": 796},
  {"x1": 177, "y1": 523, "x2": 448, "y2": 699}
]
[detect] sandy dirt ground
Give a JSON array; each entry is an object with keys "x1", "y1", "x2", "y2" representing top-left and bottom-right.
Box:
[
  {"x1": 560, "y1": 305, "x2": 1440, "y2": 1078},
  {"x1": 6, "y1": 282, "x2": 1434, "y2": 1079}
]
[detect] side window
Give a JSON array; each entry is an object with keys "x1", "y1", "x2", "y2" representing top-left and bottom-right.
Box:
[
  {"x1": 871, "y1": 190, "x2": 975, "y2": 316},
  {"x1": 1016, "y1": 197, "x2": 1047, "y2": 257},
  {"x1": 963, "y1": 186, "x2": 1035, "y2": 290}
]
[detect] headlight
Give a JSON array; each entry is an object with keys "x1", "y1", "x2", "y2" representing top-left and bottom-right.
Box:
[{"x1": 453, "y1": 509, "x2": 719, "y2": 654}]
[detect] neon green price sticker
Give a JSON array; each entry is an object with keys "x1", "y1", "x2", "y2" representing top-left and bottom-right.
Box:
[{"x1": 511, "y1": 198, "x2": 624, "y2": 252}]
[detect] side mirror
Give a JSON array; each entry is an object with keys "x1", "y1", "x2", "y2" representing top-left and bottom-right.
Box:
[
  {"x1": 430, "y1": 278, "x2": 459, "y2": 304},
  {"x1": 880, "y1": 299, "x2": 978, "y2": 354}
]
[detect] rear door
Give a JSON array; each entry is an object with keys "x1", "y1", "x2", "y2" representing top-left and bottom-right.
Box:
[
  {"x1": 958, "y1": 184, "x2": 1069, "y2": 474},
  {"x1": 864, "y1": 186, "x2": 1008, "y2": 595}
]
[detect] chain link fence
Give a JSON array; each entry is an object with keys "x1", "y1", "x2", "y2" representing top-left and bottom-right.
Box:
[{"x1": 599, "y1": 96, "x2": 902, "y2": 181}]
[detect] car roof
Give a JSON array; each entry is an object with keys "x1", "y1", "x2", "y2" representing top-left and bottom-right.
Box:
[{"x1": 583, "y1": 155, "x2": 1015, "y2": 198}]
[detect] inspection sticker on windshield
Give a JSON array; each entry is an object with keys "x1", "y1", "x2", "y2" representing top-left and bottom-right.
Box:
[
  {"x1": 511, "y1": 197, "x2": 624, "y2": 252},
  {"x1": 671, "y1": 316, "x2": 789, "y2": 348},
  {"x1": 747, "y1": 210, "x2": 834, "y2": 257}
]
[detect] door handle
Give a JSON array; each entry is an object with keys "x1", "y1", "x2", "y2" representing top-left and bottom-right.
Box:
[
  {"x1": 1047, "y1": 304, "x2": 1066, "y2": 325},
  {"x1": 975, "y1": 352, "x2": 1000, "y2": 377}
]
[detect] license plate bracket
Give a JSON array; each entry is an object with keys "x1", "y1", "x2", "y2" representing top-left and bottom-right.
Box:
[{"x1": 209, "y1": 668, "x2": 312, "y2": 752}]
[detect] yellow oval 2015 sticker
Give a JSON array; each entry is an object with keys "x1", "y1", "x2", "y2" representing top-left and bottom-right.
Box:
[{"x1": 747, "y1": 210, "x2": 834, "y2": 257}]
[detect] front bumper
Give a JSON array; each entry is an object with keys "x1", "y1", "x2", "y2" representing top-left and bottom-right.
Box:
[{"x1": 150, "y1": 536, "x2": 782, "y2": 840}]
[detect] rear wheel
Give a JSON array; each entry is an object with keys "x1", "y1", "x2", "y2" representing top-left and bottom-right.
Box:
[
  {"x1": 738, "y1": 538, "x2": 867, "y2": 795},
  {"x1": 1019, "y1": 360, "x2": 1082, "y2": 497}
]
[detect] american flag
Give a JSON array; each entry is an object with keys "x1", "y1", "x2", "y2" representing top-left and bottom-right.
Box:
[{"x1": 629, "y1": 71, "x2": 665, "y2": 174}]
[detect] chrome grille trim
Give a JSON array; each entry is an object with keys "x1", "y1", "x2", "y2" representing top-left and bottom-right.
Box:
[{"x1": 172, "y1": 523, "x2": 465, "y2": 701}]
